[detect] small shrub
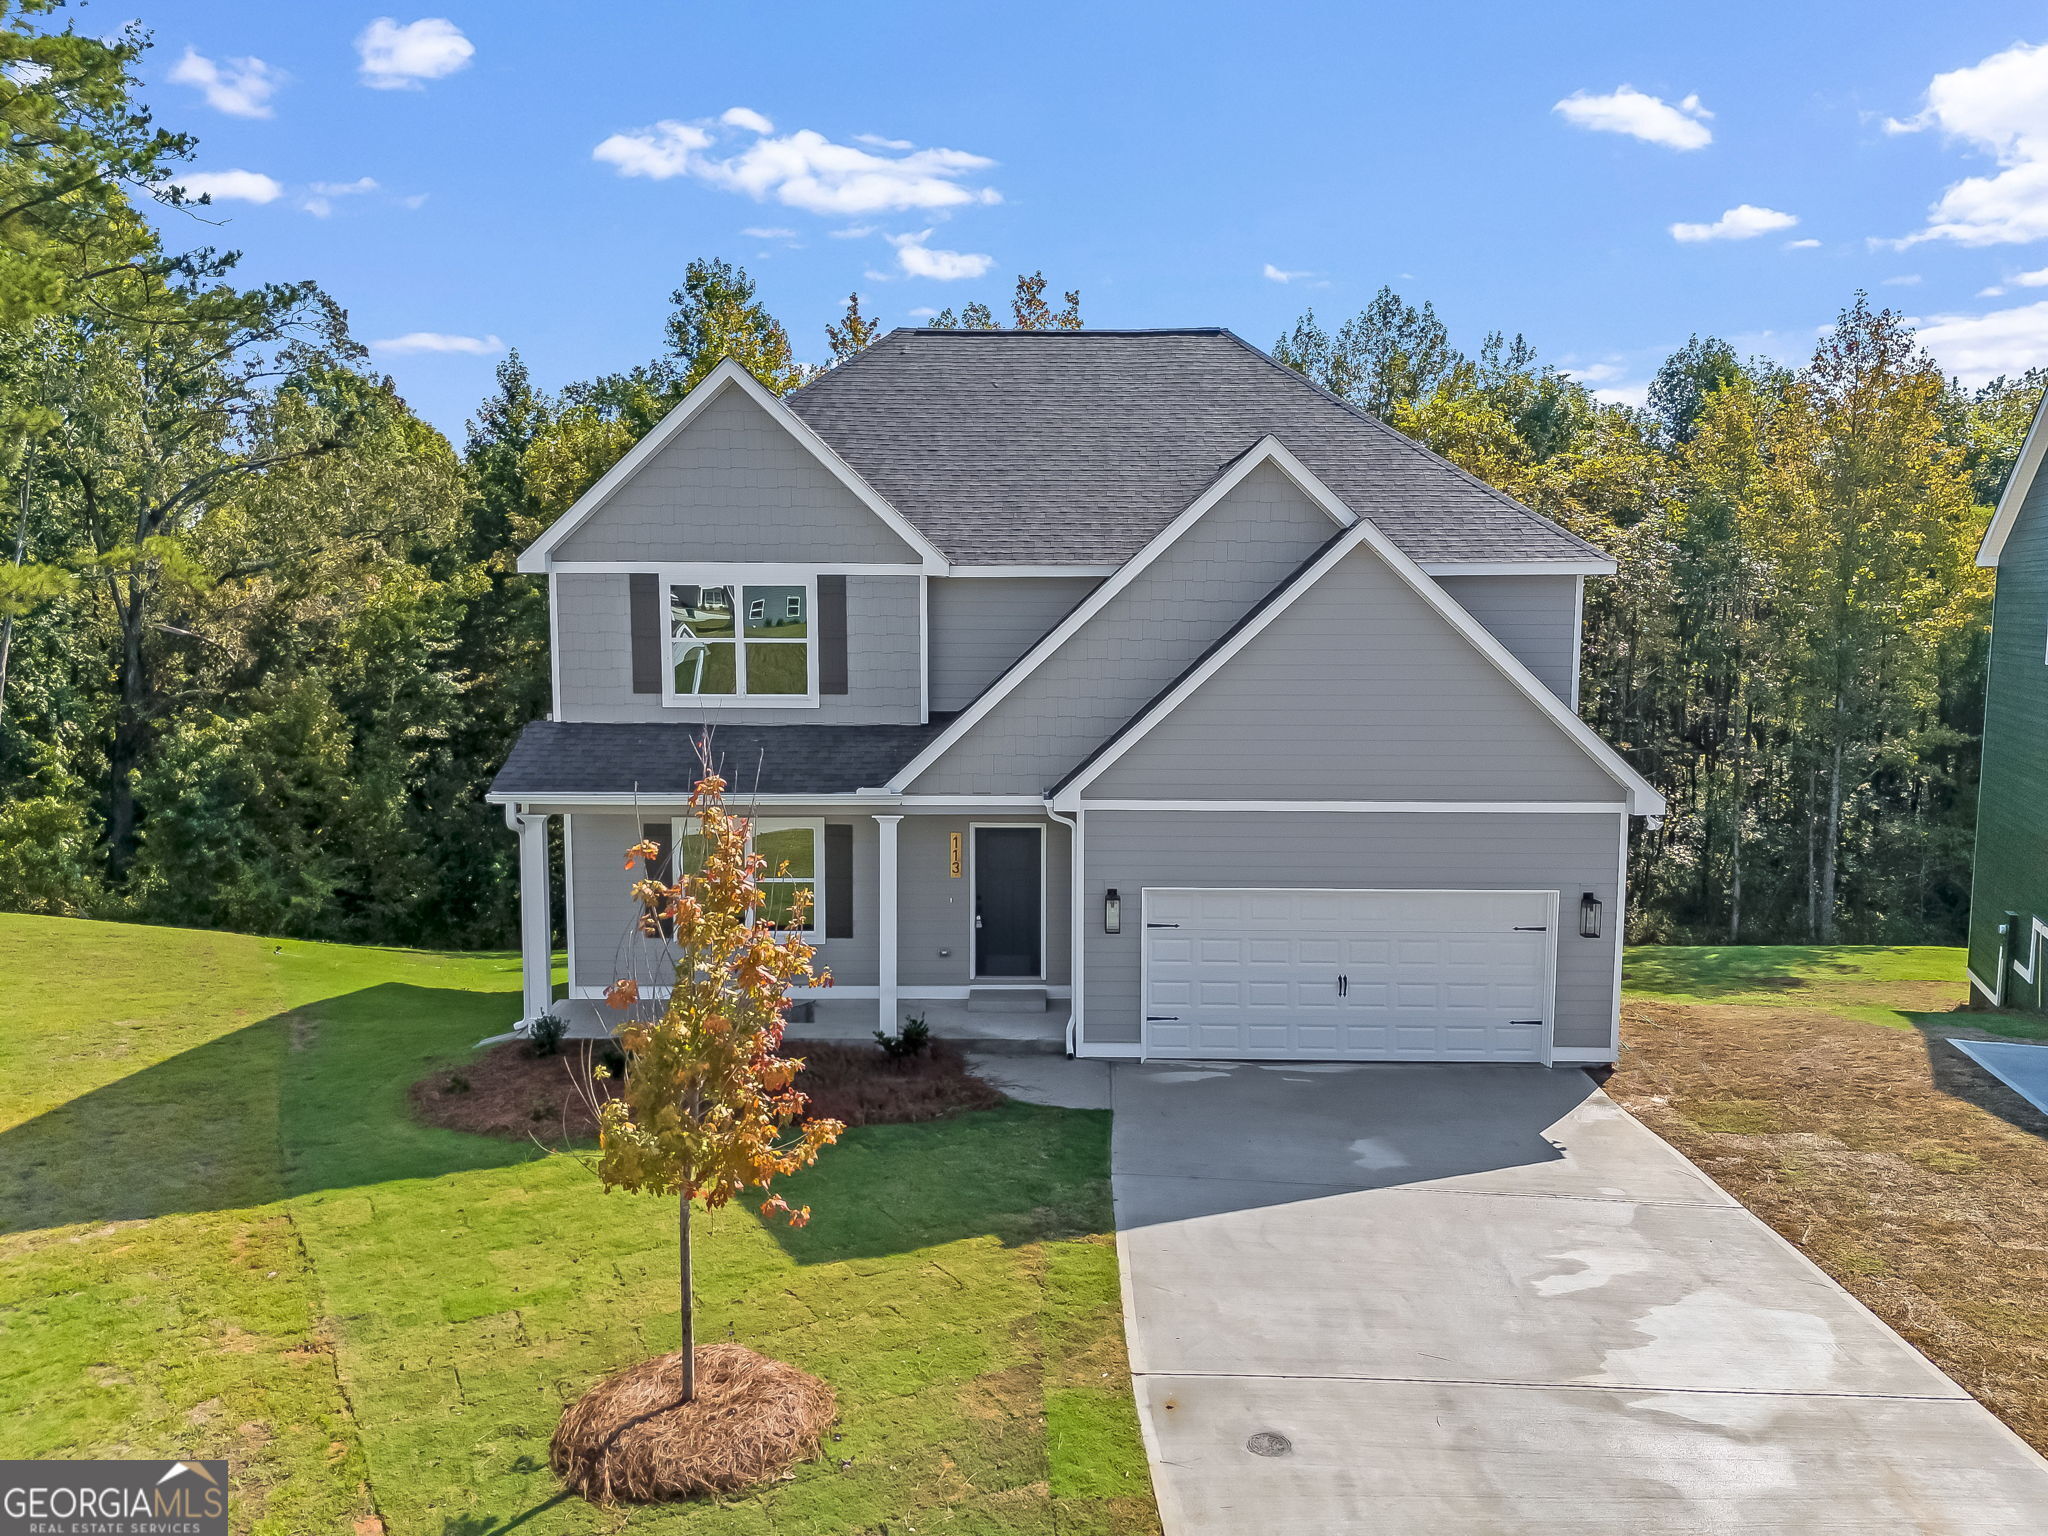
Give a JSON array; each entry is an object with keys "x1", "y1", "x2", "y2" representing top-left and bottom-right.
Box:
[
  {"x1": 529, "y1": 1013, "x2": 567, "y2": 1057},
  {"x1": 875, "y1": 1013, "x2": 932, "y2": 1061},
  {"x1": 443, "y1": 1071, "x2": 471, "y2": 1094},
  {"x1": 594, "y1": 1044, "x2": 627, "y2": 1080},
  {"x1": 530, "y1": 1099, "x2": 556, "y2": 1123}
]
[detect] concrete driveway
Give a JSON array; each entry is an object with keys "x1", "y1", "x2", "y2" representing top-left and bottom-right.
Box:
[{"x1": 1111, "y1": 1061, "x2": 2048, "y2": 1534}]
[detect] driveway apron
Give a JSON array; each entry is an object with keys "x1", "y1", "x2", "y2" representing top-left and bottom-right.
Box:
[{"x1": 1110, "y1": 1060, "x2": 2048, "y2": 1534}]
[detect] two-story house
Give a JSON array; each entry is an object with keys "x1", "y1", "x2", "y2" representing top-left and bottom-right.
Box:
[{"x1": 486, "y1": 328, "x2": 1665, "y2": 1064}]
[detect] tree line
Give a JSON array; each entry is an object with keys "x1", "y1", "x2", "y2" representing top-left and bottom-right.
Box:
[{"x1": 0, "y1": 4, "x2": 2030, "y2": 947}]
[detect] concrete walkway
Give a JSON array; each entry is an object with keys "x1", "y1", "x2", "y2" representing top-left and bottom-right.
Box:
[{"x1": 1110, "y1": 1060, "x2": 2048, "y2": 1534}]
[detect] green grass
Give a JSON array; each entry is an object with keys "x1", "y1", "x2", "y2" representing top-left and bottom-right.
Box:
[{"x1": 0, "y1": 914, "x2": 1156, "y2": 1535}]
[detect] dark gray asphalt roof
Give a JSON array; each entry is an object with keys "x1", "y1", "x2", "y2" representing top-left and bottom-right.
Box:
[
  {"x1": 783, "y1": 328, "x2": 1603, "y2": 566},
  {"x1": 490, "y1": 719, "x2": 951, "y2": 798}
]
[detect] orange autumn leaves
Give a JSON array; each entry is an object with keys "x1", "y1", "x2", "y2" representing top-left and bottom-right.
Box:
[{"x1": 594, "y1": 772, "x2": 841, "y2": 1226}]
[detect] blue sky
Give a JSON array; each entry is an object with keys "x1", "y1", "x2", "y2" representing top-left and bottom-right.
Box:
[{"x1": 141, "y1": 0, "x2": 2048, "y2": 435}]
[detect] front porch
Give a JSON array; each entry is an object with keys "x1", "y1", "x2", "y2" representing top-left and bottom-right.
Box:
[{"x1": 528, "y1": 994, "x2": 1071, "y2": 1054}]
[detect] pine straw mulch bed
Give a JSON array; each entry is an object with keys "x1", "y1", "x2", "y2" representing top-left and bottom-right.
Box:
[
  {"x1": 410, "y1": 1033, "x2": 1005, "y2": 1143},
  {"x1": 550, "y1": 1344, "x2": 836, "y2": 1502},
  {"x1": 1609, "y1": 995, "x2": 2048, "y2": 1454}
]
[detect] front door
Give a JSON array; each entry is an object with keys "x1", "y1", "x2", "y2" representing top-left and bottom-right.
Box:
[{"x1": 973, "y1": 826, "x2": 1043, "y2": 978}]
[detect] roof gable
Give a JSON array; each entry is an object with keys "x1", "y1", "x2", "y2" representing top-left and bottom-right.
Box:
[
  {"x1": 1979, "y1": 383, "x2": 2048, "y2": 567},
  {"x1": 518, "y1": 359, "x2": 944, "y2": 573}
]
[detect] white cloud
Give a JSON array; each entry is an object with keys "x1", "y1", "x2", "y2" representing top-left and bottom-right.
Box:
[
  {"x1": 1262, "y1": 263, "x2": 1312, "y2": 283},
  {"x1": 1670, "y1": 204, "x2": 1799, "y2": 242},
  {"x1": 593, "y1": 111, "x2": 999, "y2": 216},
  {"x1": 889, "y1": 231, "x2": 992, "y2": 280},
  {"x1": 167, "y1": 47, "x2": 282, "y2": 117},
  {"x1": 370, "y1": 331, "x2": 504, "y2": 355},
  {"x1": 1554, "y1": 86, "x2": 1713, "y2": 150},
  {"x1": 1592, "y1": 382, "x2": 1651, "y2": 409},
  {"x1": 721, "y1": 106, "x2": 774, "y2": 134},
  {"x1": 1786, "y1": 237, "x2": 1822, "y2": 249},
  {"x1": 592, "y1": 120, "x2": 712, "y2": 178},
  {"x1": 357, "y1": 18, "x2": 474, "y2": 90},
  {"x1": 1915, "y1": 299, "x2": 2048, "y2": 384},
  {"x1": 301, "y1": 177, "x2": 380, "y2": 217},
  {"x1": 829, "y1": 224, "x2": 876, "y2": 239},
  {"x1": 1562, "y1": 360, "x2": 1626, "y2": 383},
  {"x1": 1888, "y1": 40, "x2": 2048, "y2": 245},
  {"x1": 2014, "y1": 265, "x2": 2048, "y2": 285},
  {"x1": 740, "y1": 226, "x2": 797, "y2": 239},
  {"x1": 1881, "y1": 273, "x2": 1923, "y2": 286},
  {"x1": 1982, "y1": 285, "x2": 2008, "y2": 297},
  {"x1": 907, "y1": 306, "x2": 939, "y2": 317},
  {"x1": 171, "y1": 169, "x2": 283, "y2": 204},
  {"x1": 399, "y1": 192, "x2": 429, "y2": 209},
  {"x1": 858, "y1": 133, "x2": 914, "y2": 150}
]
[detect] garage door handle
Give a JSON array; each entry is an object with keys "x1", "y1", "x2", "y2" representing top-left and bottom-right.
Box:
[
  {"x1": 1513, "y1": 926, "x2": 1548, "y2": 932},
  {"x1": 1146, "y1": 1015, "x2": 1179, "y2": 1022},
  {"x1": 1510, "y1": 1019, "x2": 1543, "y2": 1025},
  {"x1": 1146, "y1": 922, "x2": 1179, "y2": 928}
]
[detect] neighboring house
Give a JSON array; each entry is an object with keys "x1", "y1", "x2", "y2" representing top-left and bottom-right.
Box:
[
  {"x1": 1968, "y1": 391, "x2": 2048, "y2": 1009},
  {"x1": 486, "y1": 328, "x2": 1666, "y2": 1064}
]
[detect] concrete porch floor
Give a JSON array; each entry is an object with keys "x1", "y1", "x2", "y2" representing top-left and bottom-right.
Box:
[{"x1": 526, "y1": 994, "x2": 1070, "y2": 1054}]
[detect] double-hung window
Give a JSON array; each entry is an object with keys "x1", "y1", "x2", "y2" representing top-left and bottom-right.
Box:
[
  {"x1": 671, "y1": 816, "x2": 822, "y2": 934},
  {"x1": 667, "y1": 574, "x2": 814, "y2": 701}
]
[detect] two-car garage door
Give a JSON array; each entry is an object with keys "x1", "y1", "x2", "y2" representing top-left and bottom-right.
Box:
[{"x1": 1141, "y1": 888, "x2": 1556, "y2": 1061}]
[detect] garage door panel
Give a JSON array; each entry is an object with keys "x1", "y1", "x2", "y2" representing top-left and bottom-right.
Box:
[{"x1": 1142, "y1": 887, "x2": 1552, "y2": 1063}]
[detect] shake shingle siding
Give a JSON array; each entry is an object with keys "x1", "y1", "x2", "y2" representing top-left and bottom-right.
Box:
[
  {"x1": 906, "y1": 461, "x2": 1343, "y2": 794},
  {"x1": 785, "y1": 329, "x2": 1601, "y2": 567}
]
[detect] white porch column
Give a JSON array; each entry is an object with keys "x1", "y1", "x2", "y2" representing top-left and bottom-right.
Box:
[
  {"x1": 508, "y1": 808, "x2": 553, "y2": 1025},
  {"x1": 873, "y1": 814, "x2": 903, "y2": 1037}
]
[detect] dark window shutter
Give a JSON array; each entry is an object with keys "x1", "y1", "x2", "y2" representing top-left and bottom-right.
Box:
[
  {"x1": 640, "y1": 821, "x2": 672, "y2": 884},
  {"x1": 629, "y1": 573, "x2": 662, "y2": 694},
  {"x1": 817, "y1": 574, "x2": 848, "y2": 695},
  {"x1": 824, "y1": 822, "x2": 854, "y2": 938}
]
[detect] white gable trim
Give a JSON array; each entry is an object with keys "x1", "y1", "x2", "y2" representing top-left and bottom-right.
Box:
[
  {"x1": 1420, "y1": 559, "x2": 1616, "y2": 577},
  {"x1": 1980, "y1": 384, "x2": 2048, "y2": 567},
  {"x1": 884, "y1": 437, "x2": 1356, "y2": 792},
  {"x1": 1049, "y1": 472, "x2": 1666, "y2": 816},
  {"x1": 515, "y1": 359, "x2": 946, "y2": 575}
]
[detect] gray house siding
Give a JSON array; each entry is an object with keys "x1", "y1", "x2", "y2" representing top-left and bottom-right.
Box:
[
  {"x1": 1085, "y1": 542, "x2": 1625, "y2": 802},
  {"x1": 553, "y1": 382, "x2": 923, "y2": 565},
  {"x1": 1078, "y1": 809, "x2": 1624, "y2": 1050},
  {"x1": 926, "y1": 575, "x2": 1101, "y2": 712},
  {"x1": 1434, "y1": 573, "x2": 1580, "y2": 704},
  {"x1": 553, "y1": 571, "x2": 922, "y2": 725},
  {"x1": 907, "y1": 462, "x2": 1341, "y2": 794}
]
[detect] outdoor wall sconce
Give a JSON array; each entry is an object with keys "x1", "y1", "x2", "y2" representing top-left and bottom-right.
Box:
[
  {"x1": 1579, "y1": 891, "x2": 1603, "y2": 939},
  {"x1": 1104, "y1": 888, "x2": 1122, "y2": 935}
]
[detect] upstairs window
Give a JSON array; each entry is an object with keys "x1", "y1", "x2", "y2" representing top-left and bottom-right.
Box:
[{"x1": 668, "y1": 577, "x2": 812, "y2": 699}]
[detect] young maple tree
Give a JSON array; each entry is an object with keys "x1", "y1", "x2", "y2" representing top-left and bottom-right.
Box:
[{"x1": 596, "y1": 769, "x2": 843, "y2": 1402}]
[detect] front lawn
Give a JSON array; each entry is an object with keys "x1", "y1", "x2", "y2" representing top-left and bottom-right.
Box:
[
  {"x1": 1614, "y1": 943, "x2": 2048, "y2": 1454},
  {"x1": 0, "y1": 914, "x2": 1156, "y2": 1535}
]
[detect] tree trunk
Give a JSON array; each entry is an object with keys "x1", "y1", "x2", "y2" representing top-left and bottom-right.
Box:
[
  {"x1": 1819, "y1": 739, "x2": 1845, "y2": 943},
  {"x1": 105, "y1": 571, "x2": 148, "y2": 875},
  {"x1": 678, "y1": 1191, "x2": 695, "y2": 1403},
  {"x1": 0, "y1": 465, "x2": 30, "y2": 725}
]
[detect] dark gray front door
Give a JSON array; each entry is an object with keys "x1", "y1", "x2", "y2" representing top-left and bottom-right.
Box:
[{"x1": 973, "y1": 826, "x2": 1042, "y2": 977}]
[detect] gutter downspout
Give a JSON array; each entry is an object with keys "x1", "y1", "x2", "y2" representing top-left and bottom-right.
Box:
[{"x1": 1045, "y1": 801, "x2": 1082, "y2": 1057}]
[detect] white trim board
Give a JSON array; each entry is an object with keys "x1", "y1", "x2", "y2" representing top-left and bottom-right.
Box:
[
  {"x1": 884, "y1": 435, "x2": 1358, "y2": 793},
  {"x1": 1979, "y1": 382, "x2": 2048, "y2": 567},
  {"x1": 947, "y1": 564, "x2": 1118, "y2": 579},
  {"x1": 1074, "y1": 799, "x2": 1627, "y2": 814},
  {"x1": 516, "y1": 360, "x2": 947, "y2": 575},
  {"x1": 1417, "y1": 559, "x2": 1616, "y2": 577},
  {"x1": 1049, "y1": 476, "x2": 1667, "y2": 816}
]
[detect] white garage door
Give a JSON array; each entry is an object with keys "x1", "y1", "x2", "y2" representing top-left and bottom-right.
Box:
[{"x1": 1141, "y1": 888, "x2": 1555, "y2": 1061}]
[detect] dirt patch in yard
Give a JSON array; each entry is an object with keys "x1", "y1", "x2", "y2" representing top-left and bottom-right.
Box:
[
  {"x1": 1610, "y1": 998, "x2": 2048, "y2": 1453},
  {"x1": 410, "y1": 1035, "x2": 1004, "y2": 1143}
]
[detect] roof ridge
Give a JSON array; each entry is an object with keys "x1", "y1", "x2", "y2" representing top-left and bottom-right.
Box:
[{"x1": 1214, "y1": 330, "x2": 1606, "y2": 561}]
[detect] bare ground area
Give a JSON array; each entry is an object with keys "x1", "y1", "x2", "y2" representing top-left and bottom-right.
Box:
[
  {"x1": 1610, "y1": 992, "x2": 2048, "y2": 1453},
  {"x1": 409, "y1": 1034, "x2": 1004, "y2": 1142}
]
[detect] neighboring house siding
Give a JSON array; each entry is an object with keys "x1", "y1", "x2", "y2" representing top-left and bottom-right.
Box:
[
  {"x1": 1433, "y1": 573, "x2": 1580, "y2": 704},
  {"x1": 552, "y1": 571, "x2": 922, "y2": 724},
  {"x1": 1970, "y1": 467, "x2": 2048, "y2": 1001},
  {"x1": 926, "y1": 575, "x2": 1101, "y2": 712},
  {"x1": 552, "y1": 382, "x2": 922, "y2": 564},
  {"x1": 1078, "y1": 809, "x2": 1624, "y2": 1050},
  {"x1": 567, "y1": 809, "x2": 884, "y2": 991},
  {"x1": 1084, "y1": 543, "x2": 1625, "y2": 802},
  {"x1": 907, "y1": 462, "x2": 1340, "y2": 793}
]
